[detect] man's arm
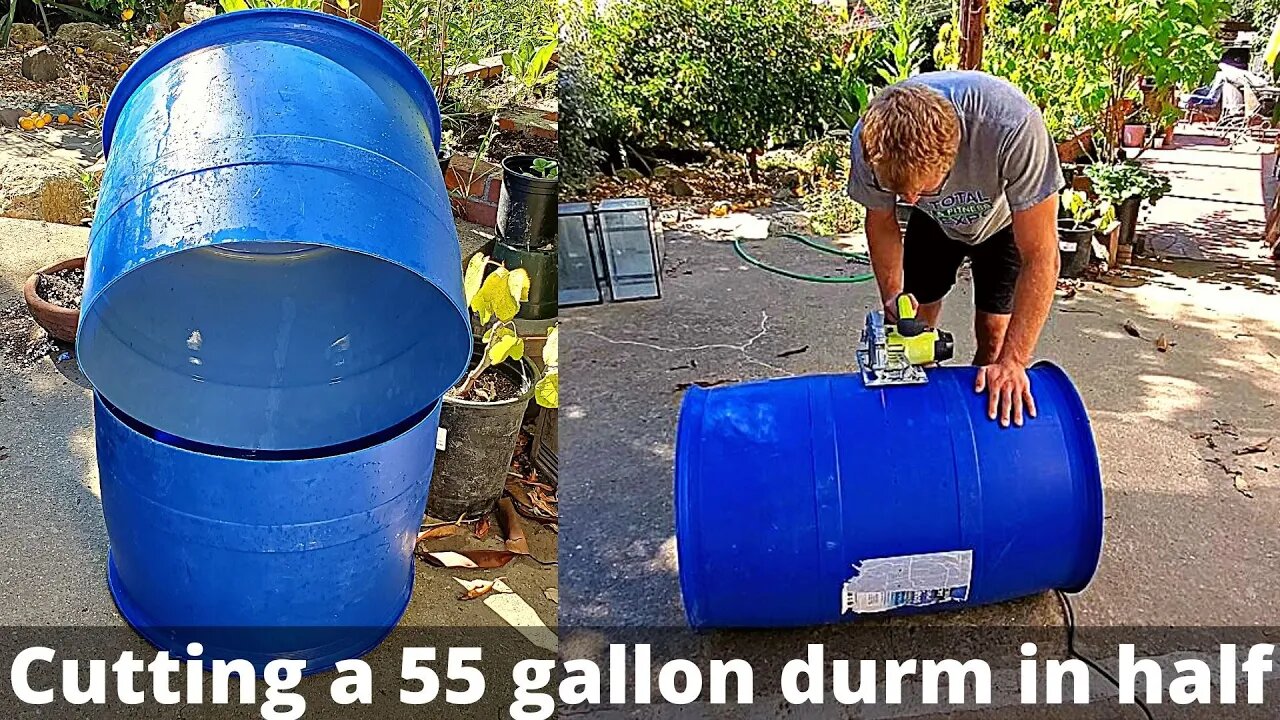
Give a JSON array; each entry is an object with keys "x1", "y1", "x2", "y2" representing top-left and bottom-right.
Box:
[
  {"x1": 974, "y1": 193, "x2": 1059, "y2": 426},
  {"x1": 865, "y1": 208, "x2": 907, "y2": 314},
  {"x1": 1001, "y1": 193, "x2": 1059, "y2": 365}
]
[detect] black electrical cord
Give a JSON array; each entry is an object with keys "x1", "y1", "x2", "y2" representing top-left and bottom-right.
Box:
[{"x1": 1055, "y1": 590, "x2": 1156, "y2": 720}]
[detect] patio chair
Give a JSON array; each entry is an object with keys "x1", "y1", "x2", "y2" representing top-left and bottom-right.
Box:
[{"x1": 1215, "y1": 84, "x2": 1277, "y2": 146}]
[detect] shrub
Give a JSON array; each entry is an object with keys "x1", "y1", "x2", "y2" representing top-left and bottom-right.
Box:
[{"x1": 573, "y1": 0, "x2": 843, "y2": 160}]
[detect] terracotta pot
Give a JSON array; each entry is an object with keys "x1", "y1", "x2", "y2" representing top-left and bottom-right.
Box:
[
  {"x1": 1056, "y1": 128, "x2": 1094, "y2": 163},
  {"x1": 1122, "y1": 124, "x2": 1147, "y2": 148},
  {"x1": 23, "y1": 256, "x2": 85, "y2": 343}
]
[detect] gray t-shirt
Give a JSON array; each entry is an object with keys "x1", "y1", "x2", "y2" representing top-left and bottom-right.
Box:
[{"x1": 847, "y1": 71, "x2": 1064, "y2": 245}]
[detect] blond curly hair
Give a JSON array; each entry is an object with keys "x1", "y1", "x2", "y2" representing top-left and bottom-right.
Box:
[{"x1": 860, "y1": 84, "x2": 961, "y2": 193}]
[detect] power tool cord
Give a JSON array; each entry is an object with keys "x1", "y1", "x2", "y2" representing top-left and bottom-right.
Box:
[
  {"x1": 732, "y1": 233, "x2": 877, "y2": 284},
  {"x1": 1055, "y1": 590, "x2": 1155, "y2": 720}
]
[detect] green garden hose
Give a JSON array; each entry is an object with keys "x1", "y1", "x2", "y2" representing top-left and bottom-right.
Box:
[{"x1": 732, "y1": 233, "x2": 877, "y2": 284}]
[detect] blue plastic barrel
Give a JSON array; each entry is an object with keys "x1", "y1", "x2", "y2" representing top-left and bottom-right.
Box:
[
  {"x1": 78, "y1": 9, "x2": 468, "y2": 451},
  {"x1": 674, "y1": 363, "x2": 1103, "y2": 628},
  {"x1": 95, "y1": 393, "x2": 441, "y2": 669}
]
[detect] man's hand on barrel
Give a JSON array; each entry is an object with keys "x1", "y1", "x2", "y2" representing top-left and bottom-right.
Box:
[{"x1": 974, "y1": 360, "x2": 1036, "y2": 428}]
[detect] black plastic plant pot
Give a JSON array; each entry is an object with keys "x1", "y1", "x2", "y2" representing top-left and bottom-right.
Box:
[
  {"x1": 493, "y1": 239, "x2": 558, "y2": 320},
  {"x1": 497, "y1": 155, "x2": 558, "y2": 250},
  {"x1": 1058, "y1": 219, "x2": 1094, "y2": 278},
  {"x1": 427, "y1": 357, "x2": 538, "y2": 521},
  {"x1": 1116, "y1": 196, "x2": 1142, "y2": 253}
]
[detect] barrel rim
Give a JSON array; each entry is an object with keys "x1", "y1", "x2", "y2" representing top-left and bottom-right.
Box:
[
  {"x1": 673, "y1": 385, "x2": 710, "y2": 629},
  {"x1": 77, "y1": 238, "x2": 470, "y2": 452},
  {"x1": 101, "y1": 8, "x2": 442, "y2": 157},
  {"x1": 1032, "y1": 360, "x2": 1106, "y2": 593}
]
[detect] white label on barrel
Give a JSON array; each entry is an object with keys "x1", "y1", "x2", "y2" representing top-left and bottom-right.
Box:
[
  {"x1": 436, "y1": 427, "x2": 447, "y2": 451},
  {"x1": 841, "y1": 550, "x2": 973, "y2": 614}
]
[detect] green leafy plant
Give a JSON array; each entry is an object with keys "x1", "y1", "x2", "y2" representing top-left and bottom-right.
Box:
[
  {"x1": 868, "y1": 0, "x2": 926, "y2": 85},
  {"x1": 933, "y1": 16, "x2": 961, "y2": 71},
  {"x1": 502, "y1": 31, "x2": 558, "y2": 98},
  {"x1": 456, "y1": 253, "x2": 533, "y2": 399},
  {"x1": 570, "y1": 0, "x2": 843, "y2": 166},
  {"x1": 1083, "y1": 162, "x2": 1172, "y2": 205},
  {"x1": 533, "y1": 325, "x2": 557, "y2": 409},
  {"x1": 1061, "y1": 189, "x2": 1117, "y2": 232},
  {"x1": 529, "y1": 157, "x2": 558, "y2": 179},
  {"x1": 802, "y1": 189, "x2": 866, "y2": 236},
  {"x1": 830, "y1": 26, "x2": 879, "y2": 130}
]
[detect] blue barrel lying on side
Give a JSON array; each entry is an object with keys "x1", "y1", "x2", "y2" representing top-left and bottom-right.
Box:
[
  {"x1": 674, "y1": 363, "x2": 1104, "y2": 629},
  {"x1": 77, "y1": 9, "x2": 469, "y2": 669}
]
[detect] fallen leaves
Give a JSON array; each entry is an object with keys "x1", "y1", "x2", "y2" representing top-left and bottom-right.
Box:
[
  {"x1": 457, "y1": 577, "x2": 512, "y2": 601},
  {"x1": 416, "y1": 523, "x2": 462, "y2": 544},
  {"x1": 505, "y1": 471, "x2": 558, "y2": 523},
  {"x1": 421, "y1": 550, "x2": 520, "y2": 569},
  {"x1": 473, "y1": 515, "x2": 491, "y2": 540},
  {"x1": 1193, "y1": 426, "x2": 1272, "y2": 499},
  {"x1": 1233, "y1": 438, "x2": 1274, "y2": 456},
  {"x1": 1154, "y1": 334, "x2": 1173, "y2": 352}
]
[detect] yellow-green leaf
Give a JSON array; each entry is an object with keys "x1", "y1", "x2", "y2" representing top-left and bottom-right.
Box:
[
  {"x1": 507, "y1": 268, "x2": 530, "y2": 303},
  {"x1": 541, "y1": 325, "x2": 558, "y2": 368},
  {"x1": 473, "y1": 268, "x2": 519, "y2": 323},
  {"x1": 533, "y1": 369, "x2": 558, "y2": 408},
  {"x1": 488, "y1": 328, "x2": 524, "y2": 364},
  {"x1": 463, "y1": 253, "x2": 486, "y2": 306}
]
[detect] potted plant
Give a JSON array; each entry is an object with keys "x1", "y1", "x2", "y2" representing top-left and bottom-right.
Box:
[
  {"x1": 1122, "y1": 108, "x2": 1151, "y2": 148},
  {"x1": 23, "y1": 256, "x2": 86, "y2": 343},
  {"x1": 1083, "y1": 162, "x2": 1171, "y2": 255},
  {"x1": 427, "y1": 253, "x2": 558, "y2": 521},
  {"x1": 1058, "y1": 190, "x2": 1115, "y2": 278},
  {"x1": 494, "y1": 155, "x2": 558, "y2": 321}
]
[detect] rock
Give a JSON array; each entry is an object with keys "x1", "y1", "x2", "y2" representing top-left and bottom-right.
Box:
[
  {"x1": 614, "y1": 167, "x2": 644, "y2": 181},
  {"x1": 10, "y1": 23, "x2": 44, "y2": 45},
  {"x1": 665, "y1": 176, "x2": 694, "y2": 197},
  {"x1": 88, "y1": 31, "x2": 129, "y2": 55},
  {"x1": 55, "y1": 22, "x2": 104, "y2": 45},
  {"x1": 21, "y1": 46, "x2": 66, "y2": 82},
  {"x1": 184, "y1": 3, "x2": 216, "y2": 23},
  {"x1": 773, "y1": 186, "x2": 794, "y2": 200},
  {"x1": 652, "y1": 165, "x2": 676, "y2": 178}
]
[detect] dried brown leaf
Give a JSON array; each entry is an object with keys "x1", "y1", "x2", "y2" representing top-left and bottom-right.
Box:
[
  {"x1": 414, "y1": 524, "x2": 462, "y2": 553},
  {"x1": 1154, "y1": 334, "x2": 1172, "y2": 352},
  {"x1": 420, "y1": 550, "x2": 518, "y2": 569},
  {"x1": 497, "y1": 497, "x2": 530, "y2": 555},
  {"x1": 458, "y1": 577, "x2": 509, "y2": 601},
  {"x1": 473, "y1": 516, "x2": 491, "y2": 540}
]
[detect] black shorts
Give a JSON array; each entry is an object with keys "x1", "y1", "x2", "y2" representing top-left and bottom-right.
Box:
[{"x1": 902, "y1": 210, "x2": 1020, "y2": 315}]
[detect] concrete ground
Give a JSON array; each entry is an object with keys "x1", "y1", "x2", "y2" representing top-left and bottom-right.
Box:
[
  {"x1": 562, "y1": 132, "x2": 1280, "y2": 715},
  {"x1": 0, "y1": 217, "x2": 555, "y2": 717}
]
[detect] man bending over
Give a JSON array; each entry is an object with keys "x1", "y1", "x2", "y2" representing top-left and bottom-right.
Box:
[{"x1": 848, "y1": 71, "x2": 1063, "y2": 428}]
